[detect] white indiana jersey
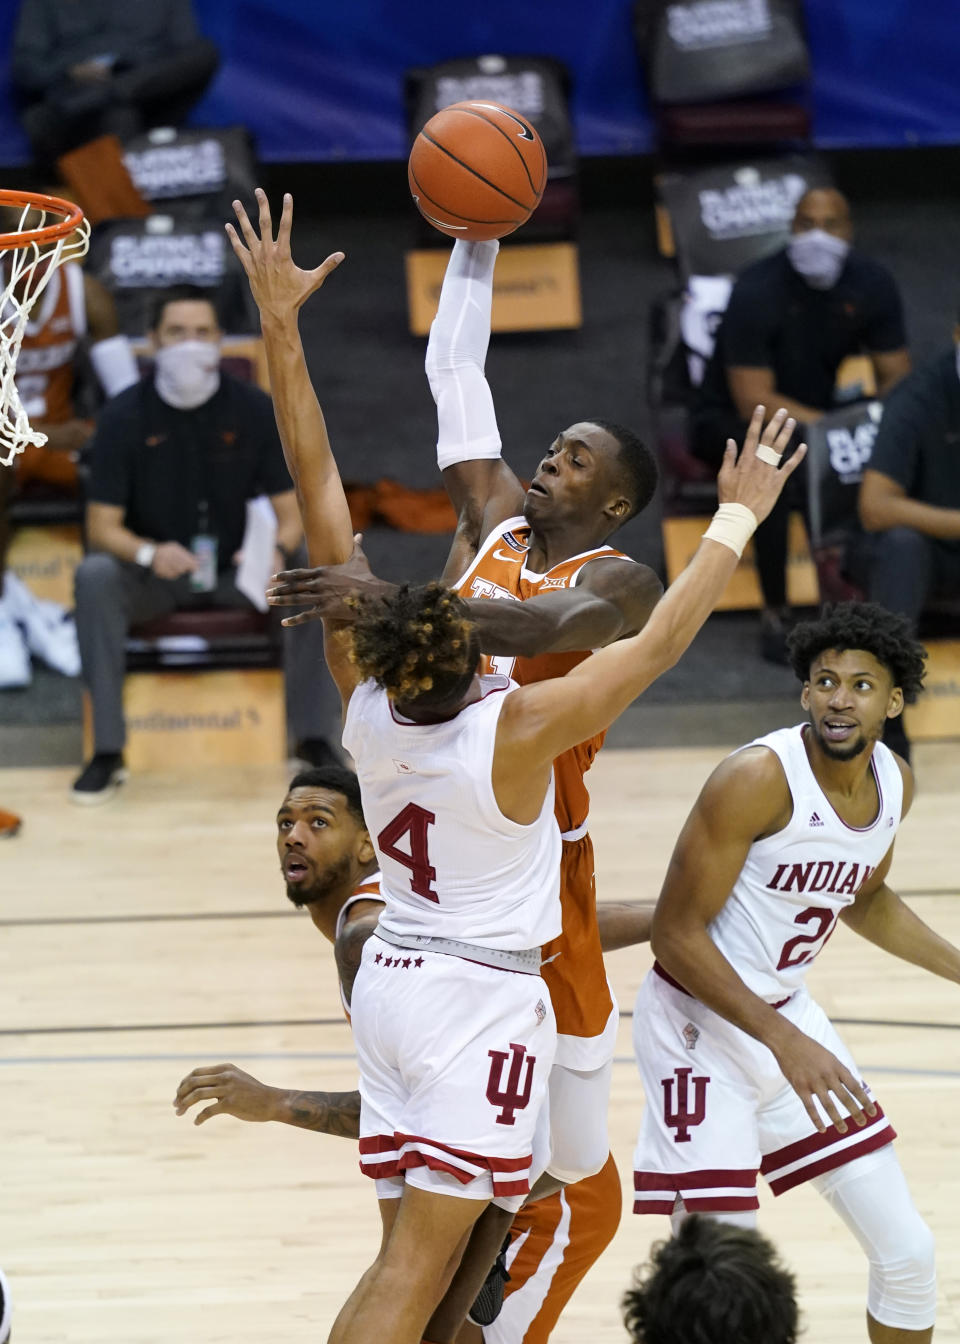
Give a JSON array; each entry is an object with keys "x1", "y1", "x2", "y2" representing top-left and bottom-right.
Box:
[
  {"x1": 342, "y1": 674, "x2": 561, "y2": 951},
  {"x1": 710, "y1": 724, "x2": 903, "y2": 1002}
]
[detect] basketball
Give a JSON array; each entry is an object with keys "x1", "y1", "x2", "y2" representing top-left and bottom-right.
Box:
[{"x1": 407, "y1": 100, "x2": 547, "y2": 242}]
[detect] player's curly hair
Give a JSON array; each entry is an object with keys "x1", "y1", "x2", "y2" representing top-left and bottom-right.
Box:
[
  {"x1": 348, "y1": 581, "x2": 479, "y2": 709},
  {"x1": 622, "y1": 1216, "x2": 799, "y2": 1344},
  {"x1": 787, "y1": 601, "x2": 927, "y2": 703}
]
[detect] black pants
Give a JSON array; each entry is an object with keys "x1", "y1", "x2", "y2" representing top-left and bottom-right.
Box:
[
  {"x1": 19, "y1": 39, "x2": 219, "y2": 164},
  {"x1": 692, "y1": 409, "x2": 808, "y2": 611},
  {"x1": 74, "y1": 549, "x2": 339, "y2": 755},
  {"x1": 849, "y1": 527, "x2": 960, "y2": 627}
]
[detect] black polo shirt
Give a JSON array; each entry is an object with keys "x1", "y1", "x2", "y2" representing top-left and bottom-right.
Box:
[
  {"x1": 697, "y1": 248, "x2": 907, "y2": 423},
  {"x1": 869, "y1": 349, "x2": 960, "y2": 510},
  {"x1": 88, "y1": 372, "x2": 292, "y2": 566}
]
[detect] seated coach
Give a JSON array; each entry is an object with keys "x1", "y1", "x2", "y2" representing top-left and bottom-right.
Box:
[{"x1": 72, "y1": 286, "x2": 340, "y2": 803}]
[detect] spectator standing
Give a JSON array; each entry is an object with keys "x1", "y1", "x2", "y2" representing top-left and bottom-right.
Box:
[
  {"x1": 11, "y1": 0, "x2": 218, "y2": 168},
  {"x1": 857, "y1": 324, "x2": 960, "y2": 758},
  {"x1": 72, "y1": 285, "x2": 339, "y2": 803},
  {"x1": 692, "y1": 188, "x2": 911, "y2": 662}
]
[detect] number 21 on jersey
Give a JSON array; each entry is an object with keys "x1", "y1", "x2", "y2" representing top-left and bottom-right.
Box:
[{"x1": 378, "y1": 803, "x2": 438, "y2": 902}]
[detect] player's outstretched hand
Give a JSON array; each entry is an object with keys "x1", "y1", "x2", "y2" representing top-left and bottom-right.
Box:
[
  {"x1": 717, "y1": 405, "x2": 807, "y2": 525},
  {"x1": 772, "y1": 1027, "x2": 877, "y2": 1135},
  {"x1": 267, "y1": 534, "x2": 396, "y2": 627},
  {"x1": 173, "y1": 1062, "x2": 279, "y2": 1126},
  {"x1": 226, "y1": 187, "x2": 344, "y2": 323}
]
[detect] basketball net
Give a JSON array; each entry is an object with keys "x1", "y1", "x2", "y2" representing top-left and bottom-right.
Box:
[{"x1": 0, "y1": 196, "x2": 91, "y2": 468}]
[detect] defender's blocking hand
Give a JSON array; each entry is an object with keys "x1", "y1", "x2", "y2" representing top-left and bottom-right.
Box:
[
  {"x1": 226, "y1": 188, "x2": 344, "y2": 322},
  {"x1": 717, "y1": 405, "x2": 807, "y2": 525}
]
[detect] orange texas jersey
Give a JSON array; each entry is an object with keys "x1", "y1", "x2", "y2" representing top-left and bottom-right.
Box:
[
  {"x1": 454, "y1": 518, "x2": 634, "y2": 1046},
  {"x1": 453, "y1": 516, "x2": 634, "y2": 834},
  {"x1": 14, "y1": 262, "x2": 86, "y2": 425}
]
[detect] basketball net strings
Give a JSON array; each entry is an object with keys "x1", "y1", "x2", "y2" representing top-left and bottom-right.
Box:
[{"x1": 0, "y1": 204, "x2": 89, "y2": 466}]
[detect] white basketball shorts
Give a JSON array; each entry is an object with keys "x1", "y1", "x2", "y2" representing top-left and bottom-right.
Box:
[
  {"x1": 633, "y1": 966, "x2": 896, "y2": 1215},
  {"x1": 352, "y1": 934, "x2": 556, "y2": 1209}
]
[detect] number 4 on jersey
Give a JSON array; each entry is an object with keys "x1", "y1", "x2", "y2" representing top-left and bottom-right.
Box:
[{"x1": 378, "y1": 802, "x2": 438, "y2": 902}]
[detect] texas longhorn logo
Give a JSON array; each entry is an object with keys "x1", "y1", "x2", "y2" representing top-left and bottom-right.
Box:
[
  {"x1": 662, "y1": 1066, "x2": 709, "y2": 1143},
  {"x1": 486, "y1": 1042, "x2": 536, "y2": 1126}
]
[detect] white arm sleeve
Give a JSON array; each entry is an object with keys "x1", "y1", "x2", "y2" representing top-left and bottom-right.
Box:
[
  {"x1": 425, "y1": 239, "x2": 503, "y2": 470},
  {"x1": 88, "y1": 334, "x2": 140, "y2": 398}
]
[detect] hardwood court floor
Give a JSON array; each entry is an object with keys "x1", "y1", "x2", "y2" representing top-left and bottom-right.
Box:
[{"x1": 1, "y1": 742, "x2": 959, "y2": 1341}]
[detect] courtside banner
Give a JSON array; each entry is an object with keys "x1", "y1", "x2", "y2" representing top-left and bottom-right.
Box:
[
  {"x1": 635, "y1": 0, "x2": 810, "y2": 103},
  {"x1": 86, "y1": 217, "x2": 258, "y2": 335},
  {"x1": 122, "y1": 126, "x2": 256, "y2": 211},
  {"x1": 658, "y1": 154, "x2": 832, "y2": 279}
]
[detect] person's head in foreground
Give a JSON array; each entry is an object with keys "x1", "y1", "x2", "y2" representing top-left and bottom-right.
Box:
[
  {"x1": 622, "y1": 1215, "x2": 799, "y2": 1344},
  {"x1": 347, "y1": 581, "x2": 480, "y2": 717},
  {"x1": 787, "y1": 601, "x2": 927, "y2": 762}
]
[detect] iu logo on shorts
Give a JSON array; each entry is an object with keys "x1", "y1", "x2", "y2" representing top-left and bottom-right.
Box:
[
  {"x1": 662, "y1": 1066, "x2": 710, "y2": 1143},
  {"x1": 486, "y1": 1043, "x2": 536, "y2": 1126}
]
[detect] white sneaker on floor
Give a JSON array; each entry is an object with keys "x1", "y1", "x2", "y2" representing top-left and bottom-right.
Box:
[
  {"x1": 0, "y1": 604, "x2": 31, "y2": 689},
  {"x1": 3, "y1": 573, "x2": 80, "y2": 677},
  {"x1": 23, "y1": 600, "x2": 81, "y2": 677}
]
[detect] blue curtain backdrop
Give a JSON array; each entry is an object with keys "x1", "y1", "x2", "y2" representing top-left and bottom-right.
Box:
[{"x1": 1, "y1": 0, "x2": 958, "y2": 165}]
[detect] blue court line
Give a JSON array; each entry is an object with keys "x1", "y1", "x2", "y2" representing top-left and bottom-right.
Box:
[{"x1": 1, "y1": 1052, "x2": 959, "y2": 1079}]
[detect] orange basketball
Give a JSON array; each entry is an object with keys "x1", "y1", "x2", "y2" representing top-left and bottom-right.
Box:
[{"x1": 408, "y1": 101, "x2": 547, "y2": 242}]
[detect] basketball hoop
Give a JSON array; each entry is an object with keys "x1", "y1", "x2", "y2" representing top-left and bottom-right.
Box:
[{"x1": 0, "y1": 190, "x2": 90, "y2": 467}]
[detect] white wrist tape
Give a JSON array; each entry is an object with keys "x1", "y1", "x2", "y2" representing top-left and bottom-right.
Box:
[
  {"x1": 702, "y1": 502, "x2": 758, "y2": 558},
  {"x1": 426, "y1": 240, "x2": 503, "y2": 470},
  {"x1": 756, "y1": 444, "x2": 783, "y2": 467}
]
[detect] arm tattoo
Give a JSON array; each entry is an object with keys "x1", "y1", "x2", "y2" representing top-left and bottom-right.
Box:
[
  {"x1": 285, "y1": 1088, "x2": 361, "y2": 1138},
  {"x1": 335, "y1": 914, "x2": 379, "y2": 1007}
]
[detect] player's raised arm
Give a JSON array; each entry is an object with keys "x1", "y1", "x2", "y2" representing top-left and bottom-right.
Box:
[
  {"x1": 498, "y1": 406, "x2": 806, "y2": 767},
  {"x1": 425, "y1": 241, "x2": 527, "y2": 581},
  {"x1": 226, "y1": 189, "x2": 352, "y2": 568}
]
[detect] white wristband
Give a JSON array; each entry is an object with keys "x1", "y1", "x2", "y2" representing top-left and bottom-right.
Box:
[
  {"x1": 135, "y1": 542, "x2": 157, "y2": 569},
  {"x1": 702, "y1": 503, "x2": 758, "y2": 559}
]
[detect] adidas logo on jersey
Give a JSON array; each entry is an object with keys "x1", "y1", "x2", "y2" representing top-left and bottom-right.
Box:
[{"x1": 809, "y1": 811, "x2": 824, "y2": 827}]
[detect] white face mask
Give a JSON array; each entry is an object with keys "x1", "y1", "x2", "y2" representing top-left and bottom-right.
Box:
[
  {"x1": 786, "y1": 228, "x2": 850, "y2": 290},
  {"x1": 154, "y1": 339, "x2": 221, "y2": 410}
]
